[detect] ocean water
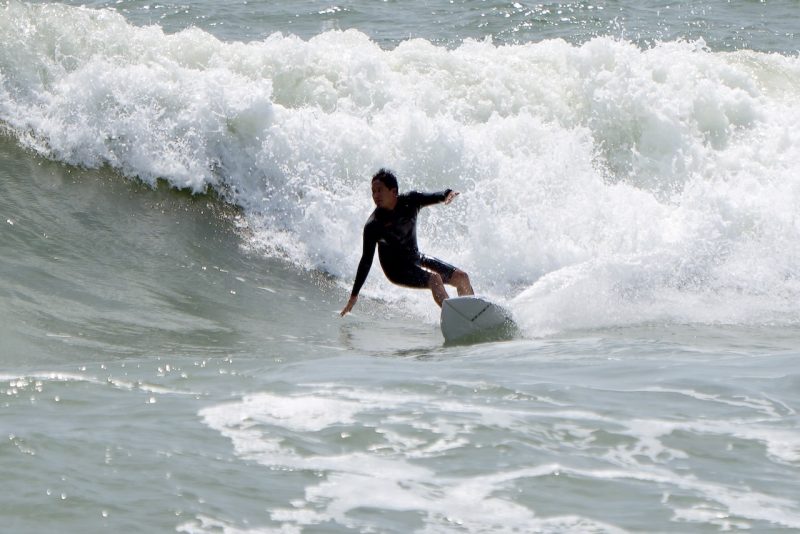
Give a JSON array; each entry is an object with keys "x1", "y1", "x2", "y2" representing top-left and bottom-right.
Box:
[{"x1": 2, "y1": 0, "x2": 800, "y2": 532}]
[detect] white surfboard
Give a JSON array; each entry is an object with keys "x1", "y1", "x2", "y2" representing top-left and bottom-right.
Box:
[{"x1": 440, "y1": 296, "x2": 516, "y2": 344}]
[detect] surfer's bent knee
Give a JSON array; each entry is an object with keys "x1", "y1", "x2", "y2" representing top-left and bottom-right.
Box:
[{"x1": 451, "y1": 269, "x2": 469, "y2": 284}]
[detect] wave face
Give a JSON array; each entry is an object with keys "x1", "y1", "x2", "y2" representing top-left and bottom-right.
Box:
[{"x1": 2, "y1": 2, "x2": 800, "y2": 333}]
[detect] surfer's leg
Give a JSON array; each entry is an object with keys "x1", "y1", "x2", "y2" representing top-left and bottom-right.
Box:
[
  {"x1": 381, "y1": 254, "x2": 448, "y2": 306},
  {"x1": 450, "y1": 269, "x2": 474, "y2": 297},
  {"x1": 419, "y1": 256, "x2": 473, "y2": 296},
  {"x1": 427, "y1": 272, "x2": 449, "y2": 307}
]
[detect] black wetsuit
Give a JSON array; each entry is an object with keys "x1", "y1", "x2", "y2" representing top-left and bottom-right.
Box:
[{"x1": 350, "y1": 190, "x2": 457, "y2": 297}]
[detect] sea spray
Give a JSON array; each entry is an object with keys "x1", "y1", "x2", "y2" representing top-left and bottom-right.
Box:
[{"x1": 2, "y1": 1, "x2": 799, "y2": 333}]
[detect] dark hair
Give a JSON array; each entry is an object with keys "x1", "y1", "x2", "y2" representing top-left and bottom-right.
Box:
[{"x1": 372, "y1": 168, "x2": 398, "y2": 191}]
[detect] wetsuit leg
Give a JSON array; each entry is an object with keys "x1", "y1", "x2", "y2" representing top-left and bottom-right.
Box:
[
  {"x1": 418, "y1": 255, "x2": 457, "y2": 284},
  {"x1": 379, "y1": 254, "x2": 432, "y2": 288},
  {"x1": 379, "y1": 253, "x2": 459, "y2": 289}
]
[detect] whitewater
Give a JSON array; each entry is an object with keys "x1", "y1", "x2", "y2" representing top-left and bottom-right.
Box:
[
  {"x1": 3, "y1": 2, "x2": 800, "y2": 331},
  {"x1": 1, "y1": 1, "x2": 799, "y2": 532}
]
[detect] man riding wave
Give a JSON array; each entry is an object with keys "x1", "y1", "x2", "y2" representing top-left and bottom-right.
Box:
[{"x1": 341, "y1": 169, "x2": 474, "y2": 316}]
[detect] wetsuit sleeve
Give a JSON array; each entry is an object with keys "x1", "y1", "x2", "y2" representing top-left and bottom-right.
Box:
[
  {"x1": 350, "y1": 222, "x2": 378, "y2": 297},
  {"x1": 408, "y1": 189, "x2": 453, "y2": 208}
]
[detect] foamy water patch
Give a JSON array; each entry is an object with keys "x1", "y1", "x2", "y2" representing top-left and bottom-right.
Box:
[
  {"x1": 200, "y1": 388, "x2": 590, "y2": 531},
  {"x1": 199, "y1": 383, "x2": 800, "y2": 531}
]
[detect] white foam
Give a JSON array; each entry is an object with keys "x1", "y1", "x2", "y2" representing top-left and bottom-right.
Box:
[
  {"x1": 199, "y1": 383, "x2": 800, "y2": 531},
  {"x1": 178, "y1": 514, "x2": 299, "y2": 534},
  {"x1": 200, "y1": 389, "x2": 625, "y2": 532},
  {"x1": 2, "y1": 3, "x2": 800, "y2": 333}
]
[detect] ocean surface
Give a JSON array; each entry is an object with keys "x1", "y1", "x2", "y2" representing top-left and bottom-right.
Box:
[{"x1": 2, "y1": 1, "x2": 800, "y2": 532}]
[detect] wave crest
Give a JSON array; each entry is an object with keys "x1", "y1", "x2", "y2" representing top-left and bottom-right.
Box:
[{"x1": 2, "y1": 2, "x2": 800, "y2": 331}]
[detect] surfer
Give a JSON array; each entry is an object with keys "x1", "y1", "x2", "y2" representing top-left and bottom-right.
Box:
[{"x1": 340, "y1": 169, "x2": 474, "y2": 316}]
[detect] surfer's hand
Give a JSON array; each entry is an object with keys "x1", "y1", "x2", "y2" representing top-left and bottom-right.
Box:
[
  {"x1": 444, "y1": 190, "x2": 459, "y2": 205},
  {"x1": 340, "y1": 295, "x2": 358, "y2": 316}
]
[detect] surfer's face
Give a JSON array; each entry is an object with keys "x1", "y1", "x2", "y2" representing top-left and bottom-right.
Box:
[{"x1": 372, "y1": 180, "x2": 398, "y2": 210}]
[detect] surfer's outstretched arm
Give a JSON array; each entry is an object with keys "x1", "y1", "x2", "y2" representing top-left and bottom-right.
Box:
[
  {"x1": 409, "y1": 189, "x2": 459, "y2": 209},
  {"x1": 341, "y1": 225, "x2": 378, "y2": 317}
]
